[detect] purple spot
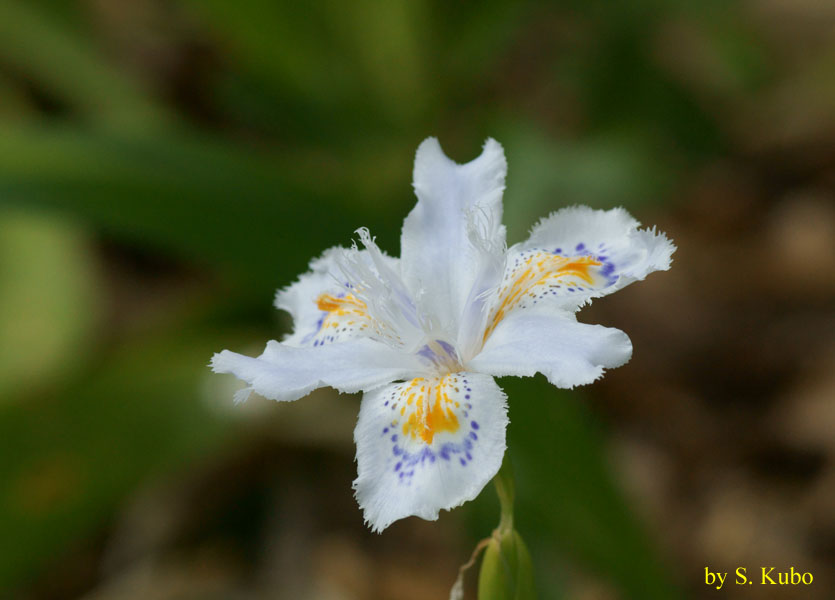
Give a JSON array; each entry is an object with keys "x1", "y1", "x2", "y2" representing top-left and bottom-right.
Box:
[
  {"x1": 576, "y1": 243, "x2": 585, "y2": 251},
  {"x1": 391, "y1": 434, "x2": 398, "y2": 442},
  {"x1": 383, "y1": 427, "x2": 388, "y2": 434},
  {"x1": 470, "y1": 431, "x2": 478, "y2": 440},
  {"x1": 567, "y1": 288, "x2": 575, "y2": 292},
  {"x1": 554, "y1": 247, "x2": 562, "y2": 253},
  {"x1": 466, "y1": 452, "x2": 472, "y2": 461},
  {"x1": 384, "y1": 401, "x2": 389, "y2": 407},
  {"x1": 471, "y1": 421, "x2": 480, "y2": 430},
  {"x1": 393, "y1": 445, "x2": 403, "y2": 456},
  {"x1": 395, "y1": 462, "x2": 402, "y2": 471},
  {"x1": 460, "y1": 458, "x2": 467, "y2": 466},
  {"x1": 465, "y1": 394, "x2": 470, "y2": 400}
]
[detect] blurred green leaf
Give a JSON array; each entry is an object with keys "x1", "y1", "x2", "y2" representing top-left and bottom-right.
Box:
[
  {"x1": 194, "y1": 0, "x2": 431, "y2": 143},
  {"x1": 0, "y1": 211, "x2": 98, "y2": 403},
  {"x1": 675, "y1": 0, "x2": 771, "y2": 94},
  {"x1": 499, "y1": 124, "x2": 676, "y2": 242},
  {"x1": 323, "y1": 0, "x2": 427, "y2": 122},
  {"x1": 431, "y1": 0, "x2": 526, "y2": 96},
  {"x1": 0, "y1": 126, "x2": 403, "y2": 296},
  {"x1": 0, "y1": 70, "x2": 35, "y2": 121},
  {"x1": 502, "y1": 376, "x2": 682, "y2": 599},
  {"x1": 188, "y1": 0, "x2": 349, "y2": 106},
  {"x1": 0, "y1": 1, "x2": 167, "y2": 128},
  {"x1": 0, "y1": 329, "x2": 232, "y2": 590}
]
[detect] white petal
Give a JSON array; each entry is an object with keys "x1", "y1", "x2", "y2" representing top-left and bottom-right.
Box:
[
  {"x1": 338, "y1": 228, "x2": 425, "y2": 351},
  {"x1": 276, "y1": 246, "x2": 403, "y2": 348},
  {"x1": 520, "y1": 205, "x2": 675, "y2": 304},
  {"x1": 469, "y1": 308, "x2": 632, "y2": 389},
  {"x1": 400, "y1": 138, "x2": 507, "y2": 338},
  {"x1": 210, "y1": 338, "x2": 425, "y2": 402},
  {"x1": 353, "y1": 371, "x2": 508, "y2": 532},
  {"x1": 477, "y1": 207, "x2": 674, "y2": 341}
]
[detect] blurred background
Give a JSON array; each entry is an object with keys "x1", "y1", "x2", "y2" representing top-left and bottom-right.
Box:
[{"x1": 1, "y1": 1, "x2": 834, "y2": 598}]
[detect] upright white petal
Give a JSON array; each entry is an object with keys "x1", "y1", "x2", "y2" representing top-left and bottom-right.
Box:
[
  {"x1": 469, "y1": 308, "x2": 632, "y2": 389},
  {"x1": 211, "y1": 338, "x2": 425, "y2": 403},
  {"x1": 354, "y1": 371, "x2": 508, "y2": 532},
  {"x1": 400, "y1": 138, "x2": 507, "y2": 339}
]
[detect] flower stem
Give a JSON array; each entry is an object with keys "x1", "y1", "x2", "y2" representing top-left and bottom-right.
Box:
[
  {"x1": 477, "y1": 453, "x2": 537, "y2": 599},
  {"x1": 492, "y1": 453, "x2": 515, "y2": 535}
]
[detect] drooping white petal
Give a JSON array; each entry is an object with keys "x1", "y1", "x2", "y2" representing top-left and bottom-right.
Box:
[
  {"x1": 469, "y1": 308, "x2": 632, "y2": 389},
  {"x1": 354, "y1": 371, "x2": 508, "y2": 532},
  {"x1": 400, "y1": 138, "x2": 507, "y2": 340},
  {"x1": 211, "y1": 338, "x2": 425, "y2": 403}
]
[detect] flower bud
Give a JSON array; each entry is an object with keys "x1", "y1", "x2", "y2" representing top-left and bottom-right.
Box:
[{"x1": 477, "y1": 528, "x2": 536, "y2": 600}]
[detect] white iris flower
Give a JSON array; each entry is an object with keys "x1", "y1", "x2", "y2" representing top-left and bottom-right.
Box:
[{"x1": 212, "y1": 138, "x2": 675, "y2": 532}]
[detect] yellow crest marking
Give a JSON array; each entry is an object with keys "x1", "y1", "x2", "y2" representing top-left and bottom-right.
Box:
[
  {"x1": 483, "y1": 253, "x2": 601, "y2": 342},
  {"x1": 400, "y1": 375, "x2": 461, "y2": 445}
]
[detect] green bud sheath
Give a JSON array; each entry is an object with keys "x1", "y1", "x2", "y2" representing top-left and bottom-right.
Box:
[
  {"x1": 478, "y1": 528, "x2": 536, "y2": 600},
  {"x1": 477, "y1": 456, "x2": 536, "y2": 600}
]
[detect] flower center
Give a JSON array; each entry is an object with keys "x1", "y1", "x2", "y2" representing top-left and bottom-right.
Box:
[{"x1": 417, "y1": 338, "x2": 463, "y2": 374}]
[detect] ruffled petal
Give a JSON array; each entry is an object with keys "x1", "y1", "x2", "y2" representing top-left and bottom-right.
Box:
[
  {"x1": 400, "y1": 138, "x2": 507, "y2": 340},
  {"x1": 477, "y1": 207, "x2": 674, "y2": 342},
  {"x1": 353, "y1": 371, "x2": 508, "y2": 532},
  {"x1": 469, "y1": 308, "x2": 633, "y2": 389},
  {"x1": 276, "y1": 247, "x2": 372, "y2": 347},
  {"x1": 338, "y1": 228, "x2": 425, "y2": 351},
  {"x1": 210, "y1": 338, "x2": 425, "y2": 403},
  {"x1": 276, "y1": 245, "x2": 411, "y2": 349},
  {"x1": 521, "y1": 205, "x2": 673, "y2": 302}
]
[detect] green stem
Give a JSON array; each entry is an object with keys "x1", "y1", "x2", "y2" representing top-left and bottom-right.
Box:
[{"x1": 493, "y1": 453, "x2": 515, "y2": 535}]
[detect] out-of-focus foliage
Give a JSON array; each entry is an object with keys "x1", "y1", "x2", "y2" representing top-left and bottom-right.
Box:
[
  {"x1": 5, "y1": 0, "x2": 833, "y2": 598},
  {"x1": 0, "y1": 212, "x2": 97, "y2": 402}
]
